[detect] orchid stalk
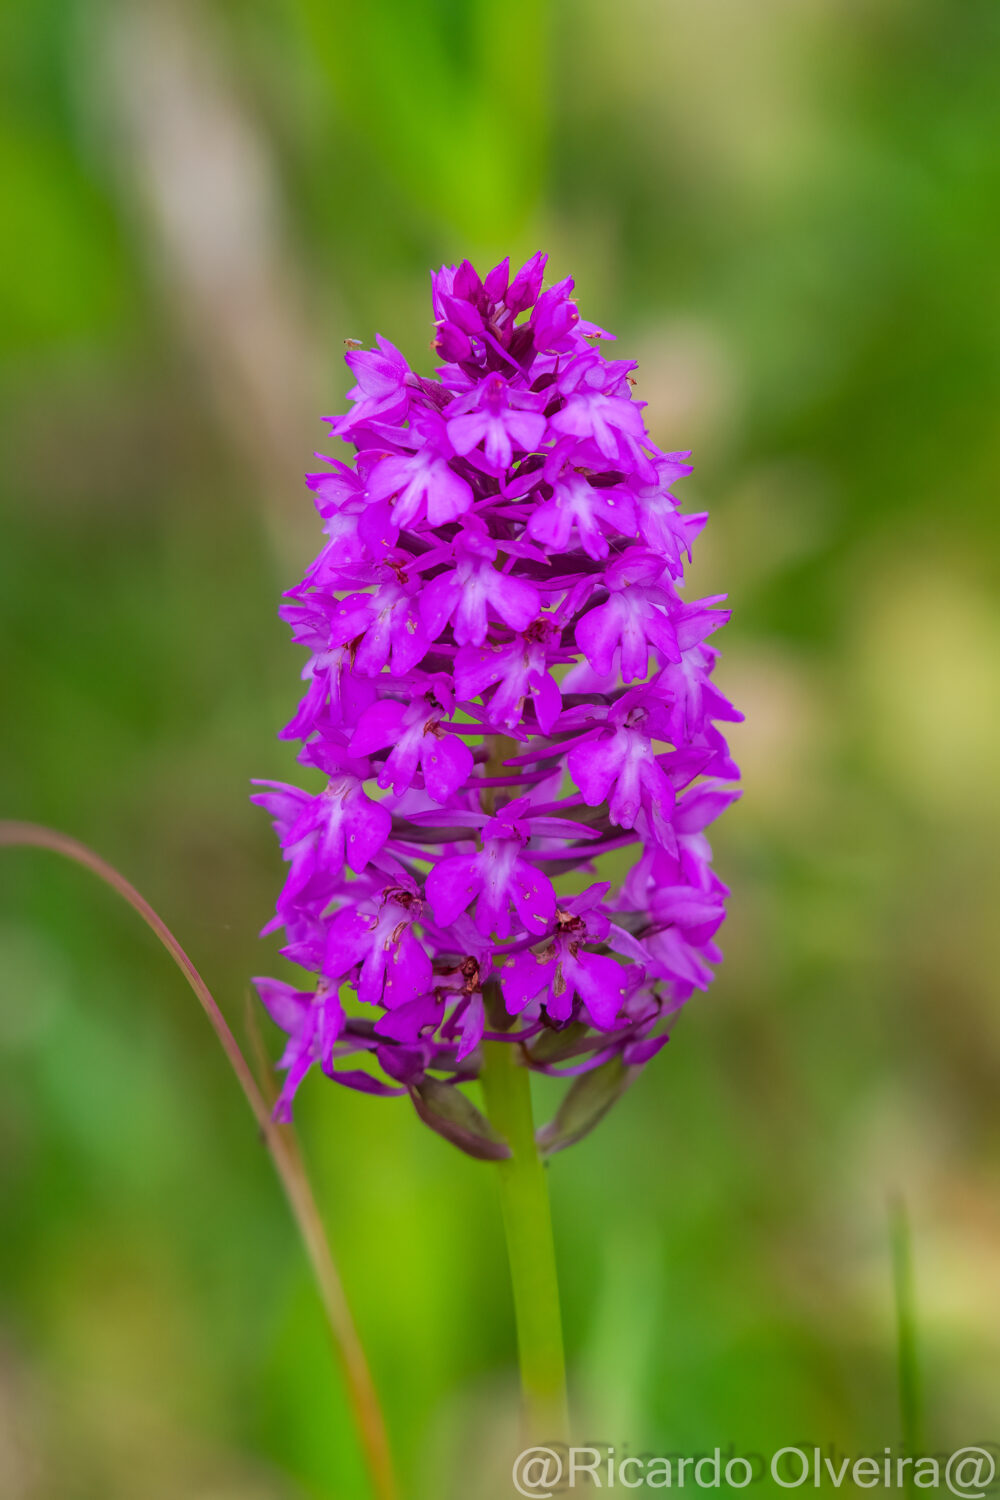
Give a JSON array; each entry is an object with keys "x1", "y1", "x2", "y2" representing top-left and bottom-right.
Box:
[{"x1": 255, "y1": 254, "x2": 742, "y2": 1437}]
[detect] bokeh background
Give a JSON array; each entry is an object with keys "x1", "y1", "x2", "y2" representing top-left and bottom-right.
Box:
[{"x1": 2, "y1": 1, "x2": 999, "y2": 1495}]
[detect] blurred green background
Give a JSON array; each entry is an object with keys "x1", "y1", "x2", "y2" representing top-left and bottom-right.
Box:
[{"x1": 2, "y1": 1, "x2": 999, "y2": 1495}]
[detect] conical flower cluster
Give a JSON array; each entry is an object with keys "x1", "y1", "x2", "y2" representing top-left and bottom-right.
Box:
[{"x1": 255, "y1": 254, "x2": 741, "y2": 1154}]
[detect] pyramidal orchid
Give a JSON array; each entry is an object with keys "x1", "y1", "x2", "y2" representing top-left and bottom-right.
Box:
[{"x1": 255, "y1": 254, "x2": 742, "y2": 1437}]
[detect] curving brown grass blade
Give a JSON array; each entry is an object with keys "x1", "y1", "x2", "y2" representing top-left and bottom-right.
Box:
[{"x1": 0, "y1": 821, "x2": 397, "y2": 1500}]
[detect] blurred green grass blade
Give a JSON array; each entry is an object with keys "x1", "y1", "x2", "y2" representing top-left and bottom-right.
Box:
[
  {"x1": 290, "y1": 0, "x2": 550, "y2": 240},
  {"x1": 0, "y1": 123, "x2": 132, "y2": 348},
  {"x1": 889, "y1": 1195, "x2": 924, "y2": 1472}
]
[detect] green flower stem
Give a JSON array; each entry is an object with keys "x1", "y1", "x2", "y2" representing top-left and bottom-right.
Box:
[{"x1": 480, "y1": 1037, "x2": 570, "y2": 1444}]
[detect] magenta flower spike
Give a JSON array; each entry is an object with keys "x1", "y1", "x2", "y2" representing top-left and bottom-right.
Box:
[{"x1": 254, "y1": 254, "x2": 742, "y2": 1161}]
